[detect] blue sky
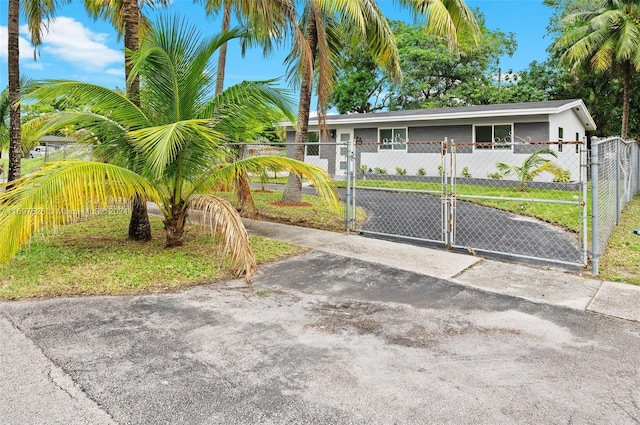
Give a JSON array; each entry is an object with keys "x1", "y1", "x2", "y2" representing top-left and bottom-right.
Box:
[{"x1": 0, "y1": 0, "x2": 554, "y2": 93}]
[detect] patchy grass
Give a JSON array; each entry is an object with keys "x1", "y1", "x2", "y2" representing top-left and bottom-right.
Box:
[
  {"x1": 0, "y1": 214, "x2": 307, "y2": 300},
  {"x1": 598, "y1": 196, "x2": 640, "y2": 285},
  {"x1": 216, "y1": 189, "x2": 366, "y2": 233}
]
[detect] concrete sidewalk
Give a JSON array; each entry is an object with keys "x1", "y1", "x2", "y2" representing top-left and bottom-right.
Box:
[{"x1": 242, "y1": 218, "x2": 640, "y2": 322}]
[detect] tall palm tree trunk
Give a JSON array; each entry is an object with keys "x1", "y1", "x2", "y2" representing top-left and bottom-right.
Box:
[
  {"x1": 7, "y1": 0, "x2": 21, "y2": 183},
  {"x1": 124, "y1": 0, "x2": 152, "y2": 241},
  {"x1": 281, "y1": 10, "x2": 318, "y2": 204},
  {"x1": 621, "y1": 60, "x2": 630, "y2": 140},
  {"x1": 215, "y1": 0, "x2": 232, "y2": 96}
]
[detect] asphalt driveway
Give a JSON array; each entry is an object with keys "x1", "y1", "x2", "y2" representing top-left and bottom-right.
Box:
[
  {"x1": 2, "y1": 251, "x2": 639, "y2": 424},
  {"x1": 353, "y1": 188, "x2": 582, "y2": 264}
]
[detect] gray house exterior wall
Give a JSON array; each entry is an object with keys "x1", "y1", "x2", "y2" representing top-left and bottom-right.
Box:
[
  {"x1": 279, "y1": 101, "x2": 593, "y2": 180},
  {"x1": 513, "y1": 122, "x2": 550, "y2": 154},
  {"x1": 408, "y1": 125, "x2": 473, "y2": 154}
]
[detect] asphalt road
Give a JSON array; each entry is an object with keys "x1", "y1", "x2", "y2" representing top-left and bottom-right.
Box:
[{"x1": 2, "y1": 252, "x2": 639, "y2": 424}]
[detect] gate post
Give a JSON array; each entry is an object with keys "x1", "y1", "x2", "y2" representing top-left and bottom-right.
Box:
[
  {"x1": 581, "y1": 137, "x2": 589, "y2": 267},
  {"x1": 345, "y1": 137, "x2": 355, "y2": 233},
  {"x1": 590, "y1": 136, "x2": 600, "y2": 275}
]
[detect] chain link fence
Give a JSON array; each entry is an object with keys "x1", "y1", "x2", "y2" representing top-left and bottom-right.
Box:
[
  {"x1": 590, "y1": 137, "x2": 640, "y2": 274},
  {"x1": 351, "y1": 138, "x2": 587, "y2": 267},
  {"x1": 229, "y1": 137, "x2": 640, "y2": 273}
]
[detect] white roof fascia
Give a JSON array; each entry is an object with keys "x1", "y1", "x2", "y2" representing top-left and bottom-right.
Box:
[{"x1": 280, "y1": 99, "x2": 597, "y2": 130}]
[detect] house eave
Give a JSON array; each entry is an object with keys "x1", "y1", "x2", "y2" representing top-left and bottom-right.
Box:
[{"x1": 279, "y1": 99, "x2": 597, "y2": 131}]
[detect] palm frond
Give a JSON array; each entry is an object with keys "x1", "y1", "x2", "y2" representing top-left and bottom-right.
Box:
[
  {"x1": 0, "y1": 160, "x2": 160, "y2": 263},
  {"x1": 129, "y1": 119, "x2": 227, "y2": 179},
  {"x1": 394, "y1": 0, "x2": 480, "y2": 48},
  {"x1": 21, "y1": 81, "x2": 149, "y2": 129},
  {"x1": 202, "y1": 155, "x2": 340, "y2": 210},
  {"x1": 187, "y1": 194, "x2": 257, "y2": 281}
]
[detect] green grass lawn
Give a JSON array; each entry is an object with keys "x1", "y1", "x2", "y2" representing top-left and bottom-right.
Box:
[
  {"x1": 598, "y1": 196, "x2": 640, "y2": 285},
  {"x1": 1, "y1": 170, "x2": 637, "y2": 300},
  {"x1": 0, "y1": 214, "x2": 307, "y2": 300}
]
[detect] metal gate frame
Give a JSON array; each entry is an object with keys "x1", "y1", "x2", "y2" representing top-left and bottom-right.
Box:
[{"x1": 347, "y1": 138, "x2": 589, "y2": 268}]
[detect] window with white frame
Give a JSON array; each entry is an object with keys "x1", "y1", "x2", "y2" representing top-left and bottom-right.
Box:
[
  {"x1": 379, "y1": 128, "x2": 407, "y2": 150},
  {"x1": 474, "y1": 124, "x2": 512, "y2": 150},
  {"x1": 306, "y1": 131, "x2": 319, "y2": 156}
]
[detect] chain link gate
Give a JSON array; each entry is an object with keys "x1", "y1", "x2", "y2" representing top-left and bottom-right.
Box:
[{"x1": 347, "y1": 138, "x2": 588, "y2": 268}]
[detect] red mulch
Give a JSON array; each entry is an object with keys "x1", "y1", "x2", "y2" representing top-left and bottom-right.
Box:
[
  {"x1": 253, "y1": 189, "x2": 273, "y2": 193},
  {"x1": 269, "y1": 201, "x2": 312, "y2": 207}
]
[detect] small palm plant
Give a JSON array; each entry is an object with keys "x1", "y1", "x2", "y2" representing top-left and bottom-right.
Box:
[
  {"x1": 1, "y1": 16, "x2": 338, "y2": 281},
  {"x1": 496, "y1": 148, "x2": 558, "y2": 191}
]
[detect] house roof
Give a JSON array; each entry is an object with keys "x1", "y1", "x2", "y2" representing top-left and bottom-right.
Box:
[{"x1": 297, "y1": 99, "x2": 597, "y2": 131}]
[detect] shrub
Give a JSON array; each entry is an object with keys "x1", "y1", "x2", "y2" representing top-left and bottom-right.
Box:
[
  {"x1": 395, "y1": 167, "x2": 407, "y2": 176},
  {"x1": 487, "y1": 171, "x2": 503, "y2": 180},
  {"x1": 359, "y1": 164, "x2": 368, "y2": 174},
  {"x1": 374, "y1": 167, "x2": 387, "y2": 175},
  {"x1": 461, "y1": 167, "x2": 472, "y2": 178},
  {"x1": 551, "y1": 168, "x2": 572, "y2": 183},
  {"x1": 417, "y1": 167, "x2": 426, "y2": 176},
  {"x1": 437, "y1": 165, "x2": 444, "y2": 177}
]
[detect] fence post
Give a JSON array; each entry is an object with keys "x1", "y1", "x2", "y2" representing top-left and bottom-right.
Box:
[
  {"x1": 616, "y1": 138, "x2": 621, "y2": 224},
  {"x1": 345, "y1": 137, "x2": 354, "y2": 233},
  {"x1": 590, "y1": 136, "x2": 600, "y2": 275},
  {"x1": 581, "y1": 138, "x2": 588, "y2": 266},
  {"x1": 441, "y1": 138, "x2": 450, "y2": 247}
]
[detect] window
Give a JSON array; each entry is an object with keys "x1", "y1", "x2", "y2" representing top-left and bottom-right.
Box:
[
  {"x1": 306, "y1": 131, "x2": 319, "y2": 156},
  {"x1": 558, "y1": 127, "x2": 564, "y2": 152},
  {"x1": 474, "y1": 124, "x2": 512, "y2": 150},
  {"x1": 379, "y1": 128, "x2": 407, "y2": 150}
]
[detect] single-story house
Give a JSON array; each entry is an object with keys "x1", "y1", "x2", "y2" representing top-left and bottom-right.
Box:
[{"x1": 283, "y1": 99, "x2": 597, "y2": 182}]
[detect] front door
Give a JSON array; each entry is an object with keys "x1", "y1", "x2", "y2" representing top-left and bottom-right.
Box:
[{"x1": 335, "y1": 130, "x2": 351, "y2": 178}]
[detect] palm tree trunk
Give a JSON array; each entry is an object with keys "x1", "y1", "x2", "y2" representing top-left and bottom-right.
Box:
[
  {"x1": 124, "y1": 0, "x2": 140, "y2": 106},
  {"x1": 164, "y1": 202, "x2": 187, "y2": 247},
  {"x1": 124, "y1": 0, "x2": 152, "y2": 241},
  {"x1": 621, "y1": 60, "x2": 630, "y2": 140},
  {"x1": 7, "y1": 0, "x2": 21, "y2": 183},
  {"x1": 281, "y1": 10, "x2": 318, "y2": 204},
  {"x1": 215, "y1": 0, "x2": 232, "y2": 96}
]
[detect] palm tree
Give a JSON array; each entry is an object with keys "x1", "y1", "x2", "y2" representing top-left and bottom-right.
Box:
[
  {"x1": 6, "y1": 0, "x2": 63, "y2": 182},
  {"x1": 199, "y1": 0, "x2": 297, "y2": 95},
  {"x1": 281, "y1": 0, "x2": 480, "y2": 204},
  {"x1": 82, "y1": 0, "x2": 170, "y2": 240},
  {"x1": 552, "y1": 0, "x2": 640, "y2": 139},
  {"x1": 496, "y1": 148, "x2": 559, "y2": 191},
  {"x1": 5, "y1": 16, "x2": 338, "y2": 281}
]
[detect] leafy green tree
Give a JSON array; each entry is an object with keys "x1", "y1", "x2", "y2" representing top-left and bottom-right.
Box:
[
  {"x1": 388, "y1": 17, "x2": 514, "y2": 109},
  {"x1": 471, "y1": 61, "x2": 554, "y2": 105},
  {"x1": 496, "y1": 148, "x2": 559, "y2": 191},
  {"x1": 329, "y1": 14, "x2": 512, "y2": 113},
  {"x1": 551, "y1": 0, "x2": 640, "y2": 139},
  {"x1": 5, "y1": 17, "x2": 338, "y2": 281},
  {"x1": 329, "y1": 48, "x2": 387, "y2": 114}
]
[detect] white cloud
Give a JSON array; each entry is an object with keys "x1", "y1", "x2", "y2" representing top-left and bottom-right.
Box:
[
  {"x1": 0, "y1": 26, "x2": 35, "y2": 62},
  {"x1": 23, "y1": 17, "x2": 122, "y2": 72},
  {"x1": 105, "y1": 67, "x2": 124, "y2": 76}
]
